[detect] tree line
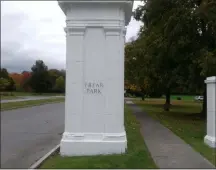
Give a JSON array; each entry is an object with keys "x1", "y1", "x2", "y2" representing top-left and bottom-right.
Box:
[
  {"x1": 0, "y1": 60, "x2": 65, "y2": 93},
  {"x1": 125, "y1": 0, "x2": 216, "y2": 117}
]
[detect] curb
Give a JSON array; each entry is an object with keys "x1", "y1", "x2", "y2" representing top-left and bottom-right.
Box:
[
  {"x1": 29, "y1": 144, "x2": 60, "y2": 169},
  {"x1": 125, "y1": 100, "x2": 134, "y2": 104}
]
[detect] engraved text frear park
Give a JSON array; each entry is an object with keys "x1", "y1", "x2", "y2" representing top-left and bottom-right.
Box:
[{"x1": 85, "y1": 82, "x2": 104, "y2": 94}]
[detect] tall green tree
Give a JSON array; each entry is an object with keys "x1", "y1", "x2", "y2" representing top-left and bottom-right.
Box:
[
  {"x1": 133, "y1": 0, "x2": 187, "y2": 110},
  {"x1": 29, "y1": 60, "x2": 52, "y2": 93},
  {"x1": 132, "y1": 0, "x2": 216, "y2": 113}
]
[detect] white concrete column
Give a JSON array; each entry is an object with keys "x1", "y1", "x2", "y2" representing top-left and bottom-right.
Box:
[
  {"x1": 204, "y1": 76, "x2": 216, "y2": 148},
  {"x1": 58, "y1": 0, "x2": 133, "y2": 156}
]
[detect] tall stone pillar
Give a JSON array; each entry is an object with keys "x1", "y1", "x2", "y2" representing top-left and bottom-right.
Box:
[
  {"x1": 58, "y1": 0, "x2": 134, "y2": 156},
  {"x1": 204, "y1": 76, "x2": 216, "y2": 148}
]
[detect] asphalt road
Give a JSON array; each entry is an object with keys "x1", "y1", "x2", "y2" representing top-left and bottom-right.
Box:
[{"x1": 1, "y1": 103, "x2": 65, "y2": 168}]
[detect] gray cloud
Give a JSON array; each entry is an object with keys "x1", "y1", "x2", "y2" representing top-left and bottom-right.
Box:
[{"x1": 1, "y1": 1, "x2": 142, "y2": 73}]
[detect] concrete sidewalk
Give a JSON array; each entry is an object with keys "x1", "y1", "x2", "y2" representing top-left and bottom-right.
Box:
[
  {"x1": 1, "y1": 96, "x2": 64, "y2": 103},
  {"x1": 126, "y1": 100, "x2": 215, "y2": 169}
]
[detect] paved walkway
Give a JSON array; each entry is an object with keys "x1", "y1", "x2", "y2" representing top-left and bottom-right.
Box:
[
  {"x1": 1, "y1": 96, "x2": 64, "y2": 103},
  {"x1": 126, "y1": 100, "x2": 215, "y2": 169}
]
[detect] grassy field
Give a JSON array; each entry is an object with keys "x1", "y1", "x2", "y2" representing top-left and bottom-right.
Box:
[
  {"x1": 126, "y1": 95, "x2": 197, "y2": 102},
  {"x1": 134, "y1": 98, "x2": 216, "y2": 166},
  {"x1": 40, "y1": 106, "x2": 157, "y2": 169},
  {"x1": 170, "y1": 95, "x2": 196, "y2": 101},
  {"x1": 1, "y1": 97, "x2": 65, "y2": 111},
  {"x1": 12, "y1": 92, "x2": 65, "y2": 96},
  {"x1": 1, "y1": 95, "x2": 20, "y2": 100},
  {"x1": 1, "y1": 91, "x2": 65, "y2": 97}
]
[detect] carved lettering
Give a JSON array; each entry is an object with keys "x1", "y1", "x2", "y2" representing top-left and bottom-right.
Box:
[{"x1": 84, "y1": 82, "x2": 104, "y2": 94}]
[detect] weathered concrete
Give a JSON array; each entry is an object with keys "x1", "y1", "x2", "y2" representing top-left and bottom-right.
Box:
[
  {"x1": 1, "y1": 96, "x2": 64, "y2": 103},
  {"x1": 126, "y1": 100, "x2": 215, "y2": 169},
  {"x1": 1, "y1": 103, "x2": 64, "y2": 168}
]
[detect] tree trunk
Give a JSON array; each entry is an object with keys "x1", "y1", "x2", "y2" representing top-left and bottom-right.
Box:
[
  {"x1": 201, "y1": 85, "x2": 207, "y2": 119},
  {"x1": 141, "y1": 94, "x2": 145, "y2": 101},
  {"x1": 164, "y1": 88, "x2": 171, "y2": 111},
  {"x1": 141, "y1": 88, "x2": 145, "y2": 101}
]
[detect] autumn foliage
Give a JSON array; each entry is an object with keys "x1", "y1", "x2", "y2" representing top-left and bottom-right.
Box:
[{"x1": 9, "y1": 72, "x2": 31, "y2": 92}]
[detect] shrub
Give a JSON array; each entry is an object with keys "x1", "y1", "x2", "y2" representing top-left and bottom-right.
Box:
[{"x1": 177, "y1": 97, "x2": 182, "y2": 100}]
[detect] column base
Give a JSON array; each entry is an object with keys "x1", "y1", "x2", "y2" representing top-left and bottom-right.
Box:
[
  {"x1": 60, "y1": 132, "x2": 127, "y2": 156},
  {"x1": 204, "y1": 135, "x2": 216, "y2": 148}
]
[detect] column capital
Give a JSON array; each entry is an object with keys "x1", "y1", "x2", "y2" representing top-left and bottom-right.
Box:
[
  {"x1": 205, "y1": 76, "x2": 216, "y2": 84},
  {"x1": 66, "y1": 19, "x2": 125, "y2": 28},
  {"x1": 64, "y1": 26, "x2": 86, "y2": 36},
  {"x1": 58, "y1": 0, "x2": 134, "y2": 26}
]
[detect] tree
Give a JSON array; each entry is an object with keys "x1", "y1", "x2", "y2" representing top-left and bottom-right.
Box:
[
  {"x1": 1, "y1": 69, "x2": 15, "y2": 91},
  {"x1": 10, "y1": 72, "x2": 31, "y2": 92},
  {"x1": 6, "y1": 77, "x2": 16, "y2": 91},
  {"x1": 54, "y1": 76, "x2": 65, "y2": 93},
  {"x1": 132, "y1": 0, "x2": 216, "y2": 113},
  {"x1": 10, "y1": 73, "x2": 22, "y2": 85},
  {"x1": 21, "y1": 71, "x2": 31, "y2": 92},
  {"x1": 60, "y1": 69, "x2": 66, "y2": 79},
  {"x1": 10, "y1": 73, "x2": 23, "y2": 91},
  {"x1": 125, "y1": 34, "x2": 163, "y2": 101},
  {"x1": 0, "y1": 78, "x2": 10, "y2": 91},
  {"x1": 29, "y1": 60, "x2": 51, "y2": 93},
  {"x1": 0, "y1": 68, "x2": 9, "y2": 79},
  {"x1": 48, "y1": 69, "x2": 66, "y2": 92}
]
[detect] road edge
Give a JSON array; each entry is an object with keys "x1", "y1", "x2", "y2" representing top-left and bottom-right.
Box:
[{"x1": 29, "y1": 144, "x2": 60, "y2": 169}]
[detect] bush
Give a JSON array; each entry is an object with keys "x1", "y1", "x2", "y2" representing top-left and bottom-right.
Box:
[{"x1": 177, "y1": 97, "x2": 182, "y2": 100}]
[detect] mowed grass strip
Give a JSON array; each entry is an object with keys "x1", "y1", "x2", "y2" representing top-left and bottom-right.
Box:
[
  {"x1": 1, "y1": 91, "x2": 65, "y2": 97},
  {"x1": 135, "y1": 99, "x2": 216, "y2": 166},
  {"x1": 10, "y1": 92, "x2": 65, "y2": 96},
  {"x1": 39, "y1": 105, "x2": 157, "y2": 169},
  {"x1": 1, "y1": 95, "x2": 20, "y2": 100},
  {"x1": 170, "y1": 95, "x2": 196, "y2": 101},
  {"x1": 1, "y1": 97, "x2": 65, "y2": 111}
]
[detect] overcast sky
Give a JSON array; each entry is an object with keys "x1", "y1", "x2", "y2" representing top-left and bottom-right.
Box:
[{"x1": 1, "y1": 1, "x2": 143, "y2": 73}]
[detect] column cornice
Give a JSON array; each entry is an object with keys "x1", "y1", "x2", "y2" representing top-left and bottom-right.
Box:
[{"x1": 66, "y1": 19, "x2": 125, "y2": 28}]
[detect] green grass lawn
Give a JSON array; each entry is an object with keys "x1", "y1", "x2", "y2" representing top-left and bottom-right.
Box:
[
  {"x1": 1, "y1": 95, "x2": 20, "y2": 100},
  {"x1": 11, "y1": 92, "x2": 65, "y2": 96},
  {"x1": 170, "y1": 95, "x2": 196, "y2": 101},
  {"x1": 39, "y1": 106, "x2": 157, "y2": 169},
  {"x1": 1, "y1": 91, "x2": 65, "y2": 97},
  {"x1": 133, "y1": 95, "x2": 196, "y2": 102},
  {"x1": 134, "y1": 99, "x2": 216, "y2": 166},
  {"x1": 1, "y1": 97, "x2": 65, "y2": 111}
]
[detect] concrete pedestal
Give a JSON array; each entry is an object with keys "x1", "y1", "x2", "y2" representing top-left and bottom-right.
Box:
[
  {"x1": 58, "y1": 0, "x2": 133, "y2": 156},
  {"x1": 204, "y1": 76, "x2": 216, "y2": 148}
]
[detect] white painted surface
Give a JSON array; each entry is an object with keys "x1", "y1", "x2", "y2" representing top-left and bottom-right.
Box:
[
  {"x1": 204, "y1": 76, "x2": 216, "y2": 148},
  {"x1": 58, "y1": 0, "x2": 133, "y2": 156}
]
